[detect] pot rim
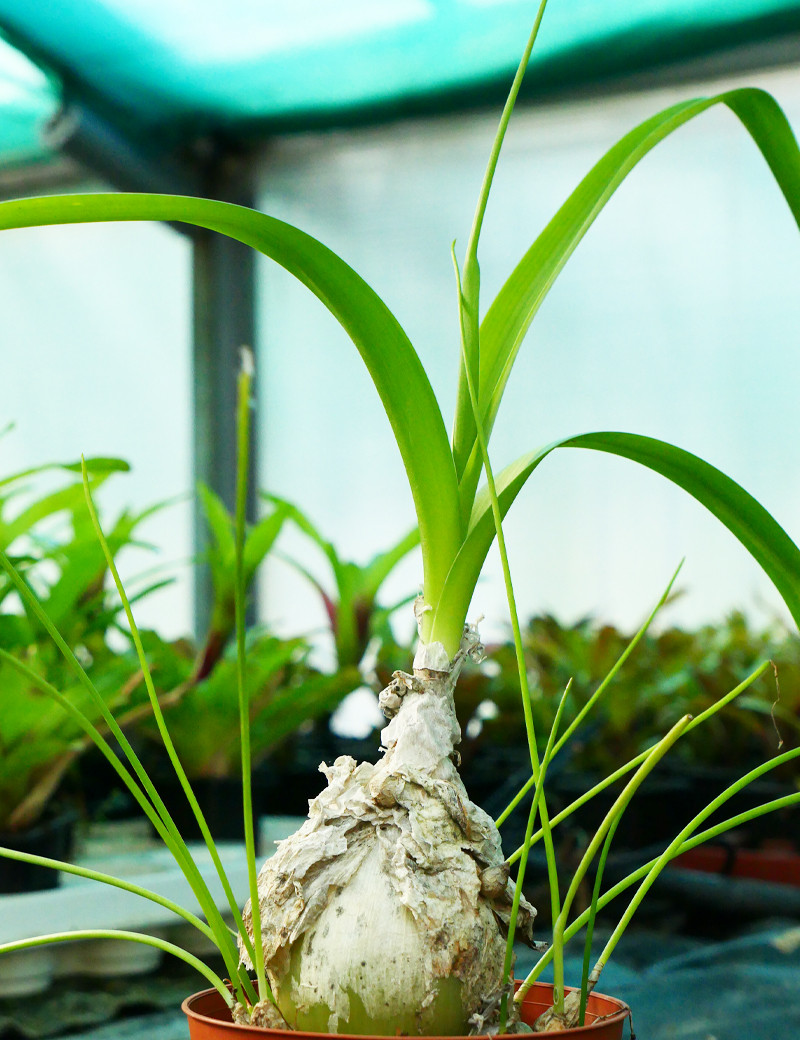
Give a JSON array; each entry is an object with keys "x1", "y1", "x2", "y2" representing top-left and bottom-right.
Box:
[{"x1": 182, "y1": 980, "x2": 632, "y2": 1038}]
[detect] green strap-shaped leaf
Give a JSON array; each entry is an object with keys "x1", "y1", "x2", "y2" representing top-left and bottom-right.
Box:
[
  {"x1": 243, "y1": 504, "x2": 289, "y2": 586},
  {"x1": 453, "y1": 87, "x2": 800, "y2": 501},
  {"x1": 0, "y1": 193, "x2": 462, "y2": 615},
  {"x1": 431, "y1": 431, "x2": 800, "y2": 646}
]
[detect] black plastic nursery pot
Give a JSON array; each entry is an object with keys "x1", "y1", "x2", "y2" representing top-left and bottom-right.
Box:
[
  {"x1": 183, "y1": 983, "x2": 631, "y2": 1039},
  {"x1": 151, "y1": 773, "x2": 277, "y2": 842},
  {"x1": 0, "y1": 807, "x2": 76, "y2": 893}
]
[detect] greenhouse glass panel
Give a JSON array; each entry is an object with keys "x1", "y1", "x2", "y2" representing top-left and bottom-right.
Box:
[{"x1": 0, "y1": 199, "x2": 193, "y2": 637}]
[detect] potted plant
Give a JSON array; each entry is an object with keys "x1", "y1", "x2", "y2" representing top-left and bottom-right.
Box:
[{"x1": 2, "y1": 1, "x2": 800, "y2": 1034}]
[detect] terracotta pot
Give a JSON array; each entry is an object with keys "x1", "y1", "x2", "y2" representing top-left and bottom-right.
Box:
[
  {"x1": 675, "y1": 842, "x2": 800, "y2": 886},
  {"x1": 183, "y1": 982, "x2": 631, "y2": 1039}
]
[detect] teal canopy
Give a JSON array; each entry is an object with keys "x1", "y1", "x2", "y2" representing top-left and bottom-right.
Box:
[{"x1": 0, "y1": 1, "x2": 800, "y2": 169}]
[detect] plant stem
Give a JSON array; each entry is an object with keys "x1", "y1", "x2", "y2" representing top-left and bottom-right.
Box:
[
  {"x1": 592, "y1": 748, "x2": 800, "y2": 981},
  {"x1": 498, "y1": 680, "x2": 569, "y2": 1033},
  {"x1": 0, "y1": 846, "x2": 219, "y2": 943},
  {"x1": 0, "y1": 642, "x2": 251, "y2": 999},
  {"x1": 79, "y1": 464, "x2": 261, "y2": 987},
  {"x1": 235, "y1": 351, "x2": 272, "y2": 1005},
  {"x1": 0, "y1": 930, "x2": 232, "y2": 1007},
  {"x1": 535, "y1": 713, "x2": 692, "y2": 1014},
  {"x1": 452, "y1": 246, "x2": 563, "y2": 1005},
  {"x1": 465, "y1": 0, "x2": 549, "y2": 266},
  {"x1": 520, "y1": 732, "x2": 800, "y2": 994},
  {"x1": 453, "y1": 0, "x2": 550, "y2": 492},
  {"x1": 579, "y1": 821, "x2": 617, "y2": 1025}
]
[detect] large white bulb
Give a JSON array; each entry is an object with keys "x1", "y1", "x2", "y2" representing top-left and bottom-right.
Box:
[{"x1": 241, "y1": 643, "x2": 537, "y2": 1035}]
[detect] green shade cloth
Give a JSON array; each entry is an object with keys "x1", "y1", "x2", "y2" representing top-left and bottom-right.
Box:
[
  {"x1": 0, "y1": 0, "x2": 799, "y2": 164},
  {"x1": 0, "y1": 35, "x2": 56, "y2": 168}
]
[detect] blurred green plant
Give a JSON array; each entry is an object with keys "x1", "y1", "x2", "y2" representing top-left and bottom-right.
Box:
[
  {"x1": 459, "y1": 610, "x2": 800, "y2": 776},
  {"x1": 0, "y1": 454, "x2": 161, "y2": 830},
  {"x1": 133, "y1": 487, "x2": 362, "y2": 781},
  {"x1": 267, "y1": 494, "x2": 418, "y2": 671},
  {"x1": 137, "y1": 628, "x2": 360, "y2": 780}
]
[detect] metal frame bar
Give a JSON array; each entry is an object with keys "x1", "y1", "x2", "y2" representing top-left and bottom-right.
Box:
[{"x1": 48, "y1": 102, "x2": 259, "y2": 638}]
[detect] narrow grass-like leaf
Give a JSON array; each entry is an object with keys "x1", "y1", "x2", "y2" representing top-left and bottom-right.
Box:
[
  {"x1": 234, "y1": 355, "x2": 272, "y2": 1005},
  {"x1": 498, "y1": 679, "x2": 568, "y2": 1034},
  {"x1": 0, "y1": 193, "x2": 462, "y2": 622},
  {"x1": 0, "y1": 642, "x2": 254, "y2": 1003},
  {"x1": 0, "y1": 846, "x2": 217, "y2": 943},
  {"x1": 77, "y1": 467, "x2": 260, "y2": 990},
  {"x1": 0, "y1": 931, "x2": 232, "y2": 1006},
  {"x1": 453, "y1": 0, "x2": 550, "y2": 499},
  {"x1": 455, "y1": 242, "x2": 562, "y2": 996},
  {"x1": 526, "y1": 714, "x2": 693, "y2": 1013},
  {"x1": 508, "y1": 661, "x2": 772, "y2": 865},
  {"x1": 578, "y1": 822, "x2": 617, "y2": 1025},
  {"x1": 551, "y1": 741, "x2": 800, "y2": 1001},
  {"x1": 526, "y1": 780, "x2": 800, "y2": 990}
]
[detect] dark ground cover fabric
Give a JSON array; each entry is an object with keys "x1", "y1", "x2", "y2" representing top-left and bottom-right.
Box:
[{"x1": 2, "y1": 921, "x2": 799, "y2": 1038}]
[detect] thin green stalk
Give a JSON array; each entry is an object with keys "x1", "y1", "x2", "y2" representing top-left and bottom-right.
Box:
[
  {"x1": 78, "y1": 464, "x2": 261, "y2": 982},
  {"x1": 554, "y1": 783, "x2": 800, "y2": 975},
  {"x1": 0, "y1": 846, "x2": 219, "y2": 943},
  {"x1": 454, "y1": 0, "x2": 551, "y2": 500},
  {"x1": 451, "y1": 248, "x2": 540, "y2": 778},
  {"x1": 496, "y1": 561, "x2": 682, "y2": 828},
  {"x1": 0, "y1": 931, "x2": 232, "y2": 1007},
  {"x1": 451, "y1": 246, "x2": 563, "y2": 1000},
  {"x1": 234, "y1": 352, "x2": 271, "y2": 1005},
  {"x1": 497, "y1": 679, "x2": 570, "y2": 1034},
  {"x1": 590, "y1": 748, "x2": 800, "y2": 985},
  {"x1": 578, "y1": 821, "x2": 618, "y2": 1025},
  {"x1": 553, "y1": 564, "x2": 682, "y2": 758},
  {"x1": 519, "y1": 730, "x2": 800, "y2": 997},
  {"x1": 464, "y1": 0, "x2": 549, "y2": 265},
  {"x1": 507, "y1": 660, "x2": 772, "y2": 864},
  {"x1": 0, "y1": 645, "x2": 249, "y2": 997},
  {"x1": 541, "y1": 713, "x2": 692, "y2": 1015}
]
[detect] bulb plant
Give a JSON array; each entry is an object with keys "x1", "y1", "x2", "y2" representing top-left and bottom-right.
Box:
[{"x1": 1, "y1": 0, "x2": 800, "y2": 1034}]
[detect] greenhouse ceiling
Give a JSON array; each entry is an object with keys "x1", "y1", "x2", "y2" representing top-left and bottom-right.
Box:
[{"x1": 1, "y1": 0, "x2": 800, "y2": 173}]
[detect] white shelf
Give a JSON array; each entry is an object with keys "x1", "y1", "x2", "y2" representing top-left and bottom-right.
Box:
[{"x1": 0, "y1": 815, "x2": 304, "y2": 996}]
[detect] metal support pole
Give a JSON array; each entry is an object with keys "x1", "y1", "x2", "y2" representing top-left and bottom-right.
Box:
[
  {"x1": 47, "y1": 102, "x2": 260, "y2": 638},
  {"x1": 191, "y1": 168, "x2": 259, "y2": 638}
]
